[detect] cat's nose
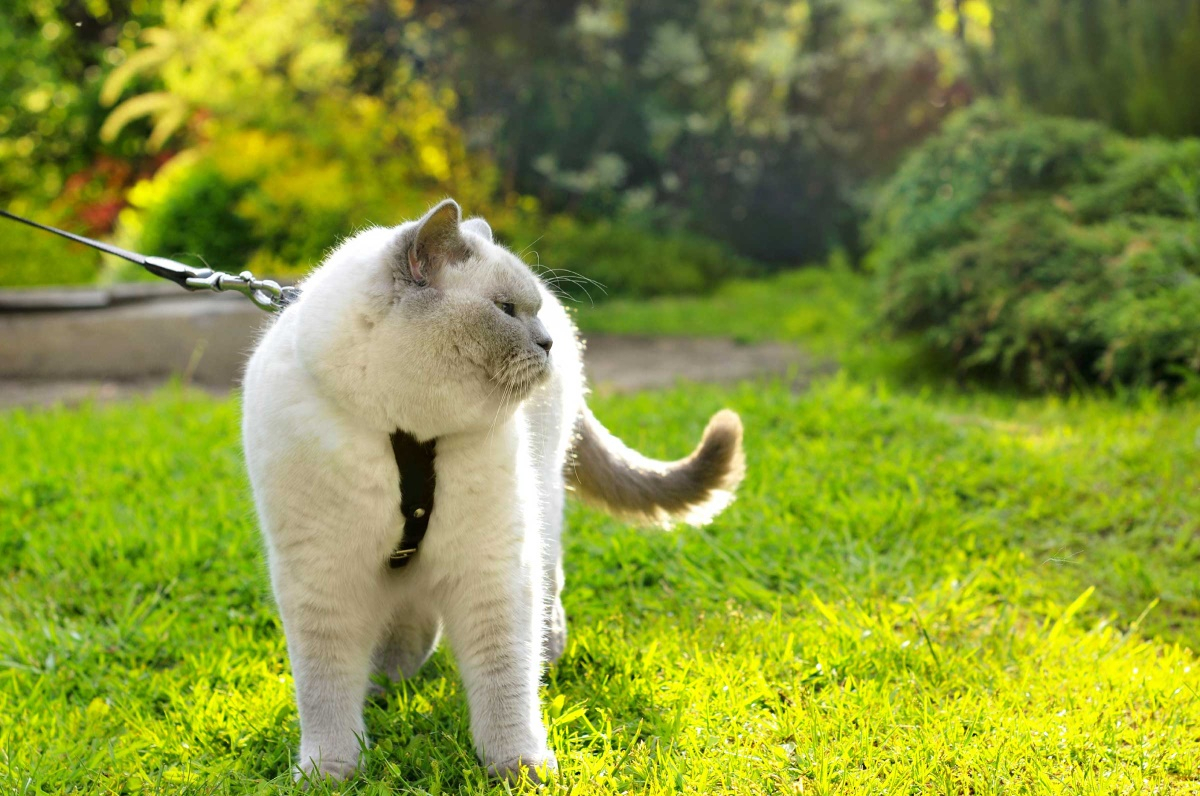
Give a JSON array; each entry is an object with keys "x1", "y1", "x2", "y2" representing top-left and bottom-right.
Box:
[{"x1": 530, "y1": 317, "x2": 553, "y2": 354}]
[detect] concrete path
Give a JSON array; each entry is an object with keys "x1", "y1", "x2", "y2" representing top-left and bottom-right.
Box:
[{"x1": 0, "y1": 285, "x2": 823, "y2": 409}]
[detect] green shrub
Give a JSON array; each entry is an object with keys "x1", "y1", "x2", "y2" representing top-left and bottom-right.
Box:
[
  {"x1": 986, "y1": 0, "x2": 1200, "y2": 138},
  {"x1": 0, "y1": 218, "x2": 100, "y2": 288},
  {"x1": 873, "y1": 103, "x2": 1200, "y2": 391},
  {"x1": 870, "y1": 103, "x2": 1115, "y2": 258},
  {"x1": 135, "y1": 163, "x2": 256, "y2": 274},
  {"x1": 497, "y1": 215, "x2": 761, "y2": 302},
  {"x1": 1072, "y1": 139, "x2": 1200, "y2": 221}
]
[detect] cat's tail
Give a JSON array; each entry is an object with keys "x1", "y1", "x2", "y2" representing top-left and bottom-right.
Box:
[{"x1": 564, "y1": 404, "x2": 745, "y2": 528}]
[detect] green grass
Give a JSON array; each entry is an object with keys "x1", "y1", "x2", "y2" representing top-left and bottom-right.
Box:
[
  {"x1": 573, "y1": 264, "x2": 869, "y2": 352},
  {"x1": 571, "y1": 262, "x2": 942, "y2": 386},
  {"x1": 3, "y1": 269, "x2": 1200, "y2": 793}
]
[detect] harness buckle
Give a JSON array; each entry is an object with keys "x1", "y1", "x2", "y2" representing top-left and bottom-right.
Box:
[{"x1": 388, "y1": 546, "x2": 418, "y2": 567}]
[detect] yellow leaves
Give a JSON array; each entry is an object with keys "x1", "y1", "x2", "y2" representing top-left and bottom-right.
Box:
[
  {"x1": 206, "y1": 129, "x2": 272, "y2": 182},
  {"x1": 935, "y1": 7, "x2": 957, "y2": 32},
  {"x1": 419, "y1": 145, "x2": 452, "y2": 183},
  {"x1": 100, "y1": 37, "x2": 177, "y2": 107},
  {"x1": 21, "y1": 88, "x2": 52, "y2": 114},
  {"x1": 99, "y1": 0, "x2": 354, "y2": 152},
  {"x1": 257, "y1": 160, "x2": 348, "y2": 215},
  {"x1": 125, "y1": 149, "x2": 201, "y2": 210},
  {"x1": 99, "y1": 92, "x2": 190, "y2": 150},
  {"x1": 784, "y1": 1, "x2": 810, "y2": 28},
  {"x1": 936, "y1": 0, "x2": 994, "y2": 44},
  {"x1": 288, "y1": 39, "x2": 348, "y2": 92},
  {"x1": 963, "y1": 0, "x2": 993, "y2": 28}
]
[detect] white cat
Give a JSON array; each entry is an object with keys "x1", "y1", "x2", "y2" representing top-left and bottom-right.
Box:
[{"x1": 241, "y1": 199, "x2": 744, "y2": 783}]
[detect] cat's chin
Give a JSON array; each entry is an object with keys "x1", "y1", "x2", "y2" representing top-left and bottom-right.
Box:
[{"x1": 496, "y1": 355, "x2": 552, "y2": 397}]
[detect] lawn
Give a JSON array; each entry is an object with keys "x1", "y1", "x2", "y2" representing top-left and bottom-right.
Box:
[{"x1": 2, "y1": 269, "x2": 1199, "y2": 794}]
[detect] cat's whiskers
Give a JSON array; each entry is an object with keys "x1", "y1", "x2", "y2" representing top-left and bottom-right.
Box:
[
  {"x1": 487, "y1": 378, "x2": 515, "y2": 442},
  {"x1": 537, "y1": 268, "x2": 607, "y2": 307}
]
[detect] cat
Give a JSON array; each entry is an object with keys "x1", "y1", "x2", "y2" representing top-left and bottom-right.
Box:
[{"x1": 241, "y1": 199, "x2": 745, "y2": 784}]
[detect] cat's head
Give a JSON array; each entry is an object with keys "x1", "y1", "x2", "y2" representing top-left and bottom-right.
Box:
[{"x1": 294, "y1": 199, "x2": 554, "y2": 436}]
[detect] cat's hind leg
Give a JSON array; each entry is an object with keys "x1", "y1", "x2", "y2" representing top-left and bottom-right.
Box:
[
  {"x1": 542, "y1": 479, "x2": 568, "y2": 665},
  {"x1": 529, "y1": 383, "x2": 571, "y2": 665},
  {"x1": 371, "y1": 600, "x2": 442, "y2": 691}
]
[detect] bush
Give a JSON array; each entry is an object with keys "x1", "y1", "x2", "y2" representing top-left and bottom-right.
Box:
[
  {"x1": 406, "y1": 0, "x2": 967, "y2": 265},
  {"x1": 870, "y1": 103, "x2": 1115, "y2": 256},
  {"x1": 134, "y1": 162, "x2": 256, "y2": 274},
  {"x1": 986, "y1": 0, "x2": 1200, "y2": 138},
  {"x1": 121, "y1": 143, "x2": 756, "y2": 301},
  {"x1": 873, "y1": 103, "x2": 1200, "y2": 391},
  {"x1": 498, "y1": 215, "x2": 761, "y2": 302},
  {"x1": 118, "y1": 85, "x2": 498, "y2": 279},
  {"x1": 0, "y1": 217, "x2": 100, "y2": 288}
]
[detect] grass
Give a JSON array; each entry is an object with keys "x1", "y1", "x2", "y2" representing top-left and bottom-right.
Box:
[
  {"x1": 2, "y1": 269, "x2": 1199, "y2": 793},
  {"x1": 572, "y1": 263, "x2": 870, "y2": 352},
  {"x1": 570, "y1": 261, "x2": 942, "y2": 386}
]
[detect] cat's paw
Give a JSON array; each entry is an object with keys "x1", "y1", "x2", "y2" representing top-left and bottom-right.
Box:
[
  {"x1": 486, "y1": 751, "x2": 559, "y2": 784},
  {"x1": 544, "y1": 598, "x2": 568, "y2": 665},
  {"x1": 293, "y1": 755, "x2": 358, "y2": 786}
]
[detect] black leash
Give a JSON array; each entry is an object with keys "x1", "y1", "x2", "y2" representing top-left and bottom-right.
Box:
[{"x1": 2, "y1": 208, "x2": 437, "y2": 567}]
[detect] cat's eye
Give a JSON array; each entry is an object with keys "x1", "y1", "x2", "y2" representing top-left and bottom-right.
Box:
[{"x1": 496, "y1": 301, "x2": 516, "y2": 317}]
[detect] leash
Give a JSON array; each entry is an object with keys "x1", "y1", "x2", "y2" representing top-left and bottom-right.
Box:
[
  {"x1": 2, "y1": 208, "x2": 438, "y2": 568},
  {"x1": 0, "y1": 209, "x2": 298, "y2": 312}
]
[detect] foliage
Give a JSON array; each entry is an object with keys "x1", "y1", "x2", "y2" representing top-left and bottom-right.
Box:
[
  {"x1": 128, "y1": 155, "x2": 254, "y2": 273},
  {"x1": 499, "y1": 215, "x2": 761, "y2": 302},
  {"x1": 98, "y1": 0, "x2": 352, "y2": 148},
  {"x1": 0, "y1": 1, "x2": 162, "y2": 229},
  {"x1": 98, "y1": 1, "x2": 498, "y2": 276},
  {"x1": 2, "y1": 362, "x2": 1199, "y2": 791},
  {"x1": 402, "y1": 0, "x2": 970, "y2": 264},
  {"x1": 983, "y1": 0, "x2": 1200, "y2": 138},
  {"x1": 0, "y1": 219, "x2": 102, "y2": 288},
  {"x1": 871, "y1": 103, "x2": 1200, "y2": 391}
]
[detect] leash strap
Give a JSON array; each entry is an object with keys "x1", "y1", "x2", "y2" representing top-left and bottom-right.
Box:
[
  {"x1": 388, "y1": 429, "x2": 437, "y2": 568},
  {"x1": 0, "y1": 209, "x2": 298, "y2": 312}
]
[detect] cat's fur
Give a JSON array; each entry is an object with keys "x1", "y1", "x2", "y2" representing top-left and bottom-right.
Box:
[{"x1": 241, "y1": 199, "x2": 744, "y2": 783}]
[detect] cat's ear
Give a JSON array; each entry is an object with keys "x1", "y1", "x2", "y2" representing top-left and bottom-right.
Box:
[
  {"x1": 406, "y1": 199, "x2": 467, "y2": 285},
  {"x1": 461, "y1": 216, "x2": 493, "y2": 242}
]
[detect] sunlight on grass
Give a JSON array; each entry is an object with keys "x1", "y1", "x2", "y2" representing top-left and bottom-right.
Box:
[{"x1": 2, "y1": 374, "x2": 1198, "y2": 793}]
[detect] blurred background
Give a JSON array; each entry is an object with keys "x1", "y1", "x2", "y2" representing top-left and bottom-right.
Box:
[{"x1": 2, "y1": 0, "x2": 1199, "y2": 393}]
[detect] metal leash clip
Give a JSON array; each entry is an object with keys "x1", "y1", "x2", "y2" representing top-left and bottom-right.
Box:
[{"x1": 184, "y1": 269, "x2": 289, "y2": 311}]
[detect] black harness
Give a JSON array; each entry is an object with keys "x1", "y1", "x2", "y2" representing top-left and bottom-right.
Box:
[{"x1": 387, "y1": 429, "x2": 438, "y2": 568}]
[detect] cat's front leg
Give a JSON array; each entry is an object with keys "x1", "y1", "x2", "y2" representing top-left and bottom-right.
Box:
[
  {"x1": 439, "y1": 549, "x2": 556, "y2": 782},
  {"x1": 271, "y1": 556, "x2": 388, "y2": 784}
]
